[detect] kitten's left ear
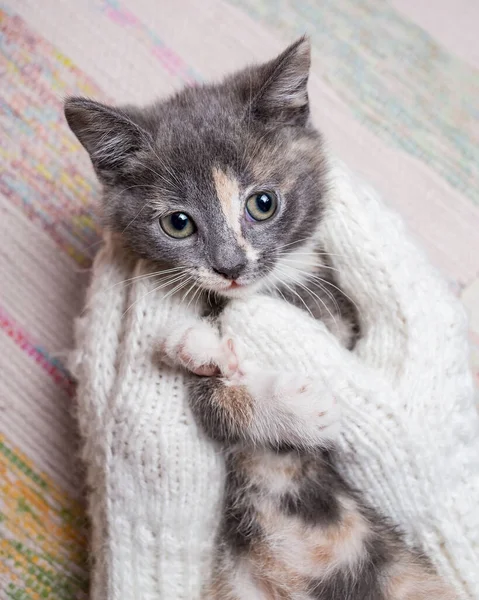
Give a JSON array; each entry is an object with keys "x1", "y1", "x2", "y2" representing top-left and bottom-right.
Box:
[
  {"x1": 250, "y1": 36, "x2": 311, "y2": 126},
  {"x1": 64, "y1": 97, "x2": 151, "y2": 182}
]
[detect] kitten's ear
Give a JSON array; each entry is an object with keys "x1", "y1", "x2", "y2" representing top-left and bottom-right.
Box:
[
  {"x1": 250, "y1": 36, "x2": 311, "y2": 126},
  {"x1": 64, "y1": 97, "x2": 150, "y2": 180}
]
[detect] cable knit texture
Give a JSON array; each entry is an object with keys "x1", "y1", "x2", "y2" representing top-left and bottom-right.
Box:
[{"x1": 69, "y1": 162, "x2": 479, "y2": 600}]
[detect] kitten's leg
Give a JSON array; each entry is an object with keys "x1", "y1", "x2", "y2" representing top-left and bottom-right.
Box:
[{"x1": 191, "y1": 341, "x2": 339, "y2": 448}]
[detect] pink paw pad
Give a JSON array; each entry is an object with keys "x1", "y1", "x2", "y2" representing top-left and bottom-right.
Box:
[{"x1": 218, "y1": 338, "x2": 244, "y2": 380}]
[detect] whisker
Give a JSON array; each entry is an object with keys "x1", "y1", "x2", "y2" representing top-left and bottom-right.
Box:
[
  {"x1": 265, "y1": 277, "x2": 288, "y2": 304},
  {"x1": 116, "y1": 183, "x2": 161, "y2": 196},
  {"x1": 130, "y1": 156, "x2": 181, "y2": 196},
  {"x1": 275, "y1": 285, "x2": 288, "y2": 304},
  {"x1": 269, "y1": 272, "x2": 314, "y2": 320},
  {"x1": 181, "y1": 279, "x2": 196, "y2": 303},
  {"x1": 106, "y1": 267, "x2": 186, "y2": 292},
  {"x1": 187, "y1": 284, "x2": 203, "y2": 311},
  {"x1": 274, "y1": 237, "x2": 349, "y2": 261},
  {"x1": 277, "y1": 250, "x2": 347, "y2": 262},
  {"x1": 308, "y1": 274, "x2": 360, "y2": 315},
  {"x1": 160, "y1": 277, "x2": 193, "y2": 302},
  {"x1": 83, "y1": 238, "x2": 105, "y2": 254},
  {"x1": 93, "y1": 121, "x2": 177, "y2": 192},
  {"x1": 277, "y1": 256, "x2": 340, "y2": 273},
  {"x1": 276, "y1": 267, "x2": 338, "y2": 329},
  {"x1": 305, "y1": 278, "x2": 341, "y2": 317},
  {"x1": 147, "y1": 145, "x2": 183, "y2": 188},
  {"x1": 274, "y1": 237, "x2": 318, "y2": 251},
  {"x1": 121, "y1": 273, "x2": 187, "y2": 317},
  {"x1": 239, "y1": 68, "x2": 254, "y2": 172},
  {"x1": 194, "y1": 286, "x2": 203, "y2": 314},
  {"x1": 274, "y1": 263, "x2": 342, "y2": 315}
]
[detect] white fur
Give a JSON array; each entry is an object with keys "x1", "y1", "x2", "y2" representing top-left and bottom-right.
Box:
[
  {"x1": 240, "y1": 368, "x2": 340, "y2": 448},
  {"x1": 229, "y1": 559, "x2": 270, "y2": 600},
  {"x1": 160, "y1": 318, "x2": 221, "y2": 374},
  {"x1": 242, "y1": 449, "x2": 302, "y2": 496}
]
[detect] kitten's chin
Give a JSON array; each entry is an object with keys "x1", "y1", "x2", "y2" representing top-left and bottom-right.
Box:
[{"x1": 214, "y1": 280, "x2": 264, "y2": 299}]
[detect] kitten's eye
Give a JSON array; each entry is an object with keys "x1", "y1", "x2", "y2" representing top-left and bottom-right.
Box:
[
  {"x1": 160, "y1": 212, "x2": 196, "y2": 239},
  {"x1": 245, "y1": 191, "x2": 278, "y2": 221}
]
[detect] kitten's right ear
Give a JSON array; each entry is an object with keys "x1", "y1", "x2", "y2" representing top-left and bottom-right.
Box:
[
  {"x1": 64, "y1": 97, "x2": 150, "y2": 180},
  {"x1": 248, "y1": 36, "x2": 311, "y2": 127}
]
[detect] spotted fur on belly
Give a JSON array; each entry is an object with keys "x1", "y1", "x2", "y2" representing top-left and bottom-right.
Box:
[{"x1": 207, "y1": 447, "x2": 455, "y2": 600}]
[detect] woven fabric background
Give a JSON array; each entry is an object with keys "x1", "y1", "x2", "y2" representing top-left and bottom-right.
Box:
[{"x1": 1, "y1": 1, "x2": 478, "y2": 597}]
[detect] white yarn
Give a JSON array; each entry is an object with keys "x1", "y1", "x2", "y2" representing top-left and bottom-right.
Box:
[{"x1": 69, "y1": 162, "x2": 479, "y2": 600}]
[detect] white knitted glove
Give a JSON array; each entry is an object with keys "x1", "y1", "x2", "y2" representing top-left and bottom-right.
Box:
[{"x1": 70, "y1": 162, "x2": 479, "y2": 600}]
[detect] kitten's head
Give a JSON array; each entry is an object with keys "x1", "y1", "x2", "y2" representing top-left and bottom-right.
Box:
[{"x1": 65, "y1": 37, "x2": 328, "y2": 298}]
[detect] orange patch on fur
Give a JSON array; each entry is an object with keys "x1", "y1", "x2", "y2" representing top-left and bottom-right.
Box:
[
  {"x1": 251, "y1": 540, "x2": 305, "y2": 599},
  {"x1": 212, "y1": 166, "x2": 241, "y2": 236},
  {"x1": 308, "y1": 505, "x2": 369, "y2": 572},
  {"x1": 213, "y1": 383, "x2": 253, "y2": 428},
  {"x1": 312, "y1": 544, "x2": 334, "y2": 564},
  {"x1": 211, "y1": 166, "x2": 258, "y2": 260}
]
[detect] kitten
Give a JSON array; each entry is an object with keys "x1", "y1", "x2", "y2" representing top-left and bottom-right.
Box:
[{"x1": 65, "y1": 38, "x2": 455, "y2": 599}]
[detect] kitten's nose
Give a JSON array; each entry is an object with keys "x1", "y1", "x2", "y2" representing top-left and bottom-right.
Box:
[{"x1": 212, "y1": 261, "x2": 247, "y2": 280}]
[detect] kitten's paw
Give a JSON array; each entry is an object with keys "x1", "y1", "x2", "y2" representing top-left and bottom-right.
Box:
[
  {"x1": 246, "y1": 371, "x2": 341, "y2": 443},
  {"x1": 216, "y1": 338, "x2": 244, "y2": 381},
  {"x1": 159, "y1": 320, "x2": 221, "y2": 376},
  {"x1": 276, "y1": 373, "x2": 340, "y2": 434}
]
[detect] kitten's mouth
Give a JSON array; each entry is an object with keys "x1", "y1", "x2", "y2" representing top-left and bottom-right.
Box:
[
  {"x1": 195, "y1": 270, "x2": 264, "y2": 297},
  {"x1": 196, "y1": 279, "x2": 248, "y2": 295},
  {"x1": 216, "y1": 280, "x2": 246, "y2": 294},
  {"x1": 215, "y1": 279, "x2": 265, "y2": 298}
]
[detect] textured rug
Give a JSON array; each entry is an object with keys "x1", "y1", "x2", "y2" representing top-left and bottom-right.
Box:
[{"x1": 1, "y1": 1, "x2": 478, "y2": 597}]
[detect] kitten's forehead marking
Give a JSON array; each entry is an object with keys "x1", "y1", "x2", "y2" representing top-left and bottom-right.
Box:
[{"x1": 212, "y1": 166, "x2": 258, "y2": 261}]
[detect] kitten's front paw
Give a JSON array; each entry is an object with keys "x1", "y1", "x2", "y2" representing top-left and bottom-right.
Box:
[
  {"x1": 246, "y1": 370, "x2": 341, "y2": 443},
  {"x1": 274, "y1": 373, "x2": 340, "y2": 433},
  {"x1": 160, "y1": 320, "x2": 222, "y2": 376}
]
